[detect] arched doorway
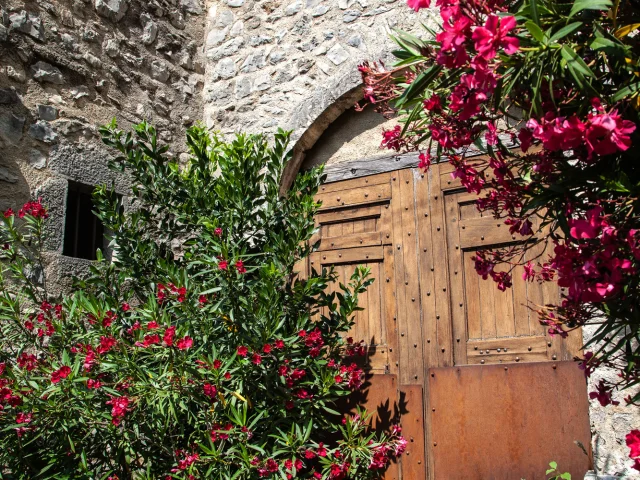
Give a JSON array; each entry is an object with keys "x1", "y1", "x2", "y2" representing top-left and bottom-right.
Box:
[{"x1": 290, "y1": 101, "x2": 592, "y2": 479}]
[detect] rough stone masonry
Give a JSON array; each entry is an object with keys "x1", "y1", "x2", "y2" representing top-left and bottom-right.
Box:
[{"x1": 0, "y1": 0, "x2": 638, "y2": 476}]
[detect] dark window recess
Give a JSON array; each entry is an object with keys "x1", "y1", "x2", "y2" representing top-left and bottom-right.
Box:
[{"x1": 63, "y1": 182, "x2": 104, "y2": 260}]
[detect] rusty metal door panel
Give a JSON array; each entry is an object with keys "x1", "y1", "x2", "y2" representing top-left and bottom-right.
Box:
[
  {"x1": 399, "y1": 385, "x2": 427, "y2": 480},
  {"x1": 428, "y1": 362, "x2": 591, "y2": 480}
]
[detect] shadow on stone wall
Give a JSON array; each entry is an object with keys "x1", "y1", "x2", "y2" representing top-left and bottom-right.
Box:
[{"x1": 0, "y1": 86, "x2": 34, "y2": 212}]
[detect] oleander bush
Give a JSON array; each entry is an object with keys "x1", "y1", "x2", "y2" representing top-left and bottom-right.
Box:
[
  {"x1": 0, "y1": 123, "x2": 405, "y2": 479},
  {"x1": 360, "y1": 0, "x2": 640, "y2": 468}
]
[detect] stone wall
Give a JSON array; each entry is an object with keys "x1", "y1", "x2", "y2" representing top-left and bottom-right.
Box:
[{"x1": 0, "y1": 0, "x2": 206, "y2": 292}]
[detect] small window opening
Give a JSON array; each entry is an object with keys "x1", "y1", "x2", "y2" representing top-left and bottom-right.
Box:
[{"x1": 63, "y1": 181, "x2": 104, "y2": 260}]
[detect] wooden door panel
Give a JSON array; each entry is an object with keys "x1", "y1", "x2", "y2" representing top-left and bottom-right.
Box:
[
  {"x1": 312, "y1": 175, "x2": 397, "y2": 376},
  {"x1": 315, "y1": 182, "x2": 392, "y2": 209},
  {"x1": 442, "y1": 178, "x2": 579, "y2": 366}
]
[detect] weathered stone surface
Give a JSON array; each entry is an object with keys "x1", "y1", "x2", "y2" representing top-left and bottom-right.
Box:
[
  {"x1": 94, "y1": 0, "x2": 128, "y2": 22},
  {"x1": 252, "y1": 74, "x2": 271, "y2": 92},
  {"x1": 29, "y1": 121, "x2": 59, "y2": 144},
  {"x1": 29, "y1": 149, "x2": 48, "y2": 169},
  {"x1": 180, "y1": 0, "x2": 203, "y2": 15},
  {"x1": 240, "y1": 51, "x2": 265, "y2": 73},
  {"x1": 9, "y1": 10, "x2": 45, "y2": 41},
  {"x1": 217, "y1": 58, "x2": 237, "y2": 79},
  {"x1": 343, "y1": 10, "x2": 361, "y2": 22},
  {"x1": 7, "y1": 66, "x2": 26, "y2": 83},
  {"x1": 84, "y1": 52, "x2": 102, "y2": 67},
  {"x1": 0, "y1": 89, "x2": 19, "y2": 105},
  {"x1": 103, "y1": 38, "x2": 120, "y2": 57},
  {"x1": 285, "y1": 0, "x2": 303, "y2": 16},
  {"x1": 312, "y1": 5, "x2": 329, "y2": 16},
  {"x1": 38, "y1": 105, "x2": 59, "y2": 121},
  {"x1": 142, "y1": 18, "x2": 158, "y2": 44},
  {"x1": 150, "y1": 60, "x2": 170, "y2": 82},
  {"x1": 0, "y1": 112, "x2": 25, "y2": 145},
  {"x1": 326, "y1": 43, "x2": 349, "y2": 65},
  {"x1": 0, "y1": 167, "x2": 18, "y2": 184},
  {"x1": 170, "y1": 10, "x2": 186, "y2": 29},
  {"x1": 31, "y1": 61, "x2": 64, "y2": 84},
  {"x1": 207, "y1": 28, "x2": 227, "y2": 46},
  {"x1": 234, "y1": 76, "x2": 251, "y2": 98}
]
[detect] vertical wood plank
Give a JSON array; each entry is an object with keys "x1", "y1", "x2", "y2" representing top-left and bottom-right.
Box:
[
  {"x1": 327, "y1": 222, "x2": 342, "y2": 237},
  {"x1": 379, "y1": 202, "x2": 393, "y2": 245},
  {"x1": 369, "y1": 262, "x2": 383, "y2": 346},
  {"x1": 464, "y1": 253, "x2": 482, "y2": 341},
  {"x1": 429, "y1": 165, "x2": 453, "y2": 367},
  {"x1": 358, "y1": 265, "x2": 370, "y2": 344},
  {"x1": 415, "y1": 168, "x2": 438, "y2": 371},
  {"x1": 444, "y1": 193, "x2": 467, "y2": 364},
  {"x1": 399, "y1": 385, "x2": 427, "y2": 480},
  {"x1": 494, "y1": 278, "x2": 515, "y2": 338},
  {"x1": 391, "y1": 171, "x2": 410, "y2": 383},
  {"x1": 364, "y1": 218, "x2": 376, "y2": 233},
  {"x1": 384, "y1": 246, "x2": 399, "y2": 377},
  {"x1": 399, "y1": 168, "x2": 424, "y2": 384},
  {"x1": 343, "y1": 220, "x2": 354, "y2": 235},
  {"x1": 512, "y1": 262, "x2": 532, "y2": 337},
  {"x1": 478, "y1": 275, "x2": 497, "y2": 340}
]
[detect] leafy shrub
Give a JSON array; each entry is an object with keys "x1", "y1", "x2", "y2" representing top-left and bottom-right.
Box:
[{"x1": 0, "y1": 124, "x2": 405, "y2": 479}]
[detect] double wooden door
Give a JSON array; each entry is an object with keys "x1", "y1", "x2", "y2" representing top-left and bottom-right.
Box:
[{"x1": 299, "y1": 160, "x2": 586, "y2": 479}]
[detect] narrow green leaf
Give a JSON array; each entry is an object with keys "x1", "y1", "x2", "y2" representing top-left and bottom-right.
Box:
[
  {"x1": 525, "y1": 20, "x2": 545, "y2": 43},
  {"x1": 530, "y1": 0, "x2": 540, "y2": 25},
  {"x1": 561, "y1": 45, "x2": 595, "y2": 78},
  {"x1": 395, "y1": 64, "x2": 443, "y2": 108},
  {"x1": 612, "y1": 82, "x2": 640, "y2": 102},
  {"x1": 549, "y1": 21, "x2": 583, "y2": 42},
  {"x1": 569, "y1": 0, "x2": 612, "y2": 18}
]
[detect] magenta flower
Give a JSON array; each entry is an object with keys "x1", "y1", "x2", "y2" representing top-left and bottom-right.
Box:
[
  {"x1": 407, "y1": 0, "x2": 430, "y2": 11},
  {"x1": 585, "y1": 110, "x2": 636, "y2": 158},
  {"x1": 472, "y1": 15, "x2": 519, "y2": 60}
]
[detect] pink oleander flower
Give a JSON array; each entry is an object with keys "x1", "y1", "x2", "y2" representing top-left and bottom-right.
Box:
[
  {"x1": 472, "y1": 15, "x2": 519, "y2": 60},
  {"x1": 51, "y1": 366, "x2": 71, "y2": 384},
  {"x1": 418, "y1": 152, "x2": 431, "y2": 171},
  {"x1": 568, "y1": 206, "x2": 604, "y2": 240},
  {"x1": 584, "y1": 110, "x2": 636, "y2": 158},
  {"x1": 407, "y1": 0, "x2": 430, "y2": 10},
  {"x1": 627, "y1": 430, "x2": 640, "y2": 460},
  {"x1": 176, "y1": 336, "x2": 193, "y2": 350},
  {"x1": 106, "y1": 395, "x2": 131, "y2": 425}
]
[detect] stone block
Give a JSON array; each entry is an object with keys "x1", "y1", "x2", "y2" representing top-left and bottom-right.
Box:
[
  {"x1": 94, "y1": 0, "x2": 128, "y2": 22},
  {"x1": 37, "y1": 105, "x2": 58, "y2": 121},
  {"x1": 326, "y1": 44, "x2": 349, "y2": 65},
  {"x1": 31, "y1": 62, "x2": 64, "y2": 84},
  {"x1": 0, "y1": 112, "x2": 25, "y2": 145},
  {"x1": 29, "y1": 121, "x2": 59, "y2": 144},
  {"x1": 9, "y1": 10, "x2": 44, "y2": 41}
]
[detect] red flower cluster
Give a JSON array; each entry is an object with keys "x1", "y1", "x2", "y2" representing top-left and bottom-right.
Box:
[
  {"x1": 627, "y1": 430, "x2": 640, "y2": 471},
  {"x1": 300, "y1": 328, "x2": 324, "y2": 357},
  {"x1": 523, "y1": 107, "x2": 635, "y2": 160},
  {"x1": 157, "y1": 283, "x2": 187, "y2": 303},
  {"x1": 51, "y1": 366, "x2": 71, "y2": 384},
  {"x1": 106, "y1": 395, "x2": 130, "y2": 425},
  {"x1": 17, "y1": 198, "x2": 48, "y2": 219}
]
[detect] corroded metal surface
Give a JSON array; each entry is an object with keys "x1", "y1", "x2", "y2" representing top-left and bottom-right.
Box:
[{"x1": 428, "y1": 361, "x2": 592, "y2": 480}]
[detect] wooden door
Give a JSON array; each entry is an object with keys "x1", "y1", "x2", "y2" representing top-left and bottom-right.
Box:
[
  {"x1": 438, "y1": 162, "x2": 582, "y2": 366},
  {"x1": 304, "y1": 160, "x2": 584, "y2": 480}
]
